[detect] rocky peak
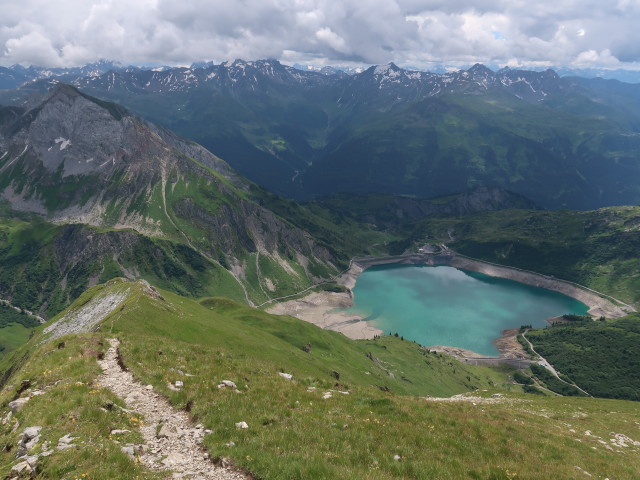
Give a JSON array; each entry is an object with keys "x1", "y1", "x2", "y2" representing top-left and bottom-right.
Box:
[{"x1": 466, "y1": 63, "x2": 494, "y2": 76}]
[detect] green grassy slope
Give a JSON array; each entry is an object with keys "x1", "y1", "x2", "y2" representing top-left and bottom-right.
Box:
[
  {"x1": 0, "y1": 211, "x2": 247, "y2": 318},
  {"x1": 527, "y1": 314, "x2": 640, "y2": 401},
  {"x1": 305, "y1": 92, "x2": 640, "y2": 209},
  {"x1": 1, "y1": 280, "x2": 639, "y2": 479}
]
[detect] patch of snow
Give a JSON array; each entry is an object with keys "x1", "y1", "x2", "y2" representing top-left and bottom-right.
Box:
[
  {"x1": 55, "y1": 137, "x2": 71, "y2": 150},
  {"x1": 86, "y1": 158, "x2": 94, "y2": 163},
  {"x1": 0, "y1": 151, "x2": 7, "y2": 160},
  {"x1": 98, "y1": 157, "x2": 115, "y2": 168}
]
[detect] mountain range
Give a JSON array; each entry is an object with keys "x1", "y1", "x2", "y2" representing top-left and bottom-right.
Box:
[
  {"x1": 3, "y1": 59, "x2": 638, "y2": 209},
  {"x1": 0, "y1": 62, "x2": 639, "y2": 479}
]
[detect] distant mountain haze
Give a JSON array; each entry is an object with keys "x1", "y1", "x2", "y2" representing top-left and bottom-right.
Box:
[{"x1": 1, "y1": 60, "x2": 640, "y2": 209}]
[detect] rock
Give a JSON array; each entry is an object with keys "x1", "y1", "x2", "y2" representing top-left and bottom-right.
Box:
[
  {"x1": 17, "y1": 426, "x2": 42, "y2": 457},
  {"x1": 8, "y1": 398, "x2": 29, "y2": 413},
  {"x1": 491, "y1": 393, "x2": 504, "y2": 398},
  {"x1": 217, "y1": 380, "x2": 237, "y2": 389},
  {"x1": 157, "y1": 423, "x2": 174, "y2": 439},
  {"x1": 58, "y1": 434, "x2": 76, "y2": 444},
  {"x1": 175, "y1": 380, "x2": 184, "y2": 388},
  {"x1": 22, "y1": 426, "x2": 42, "y2": 440},
  {"x1": 225, "y1": 441, "x2": 236, "y2": 447},
  {"x1": 2, "y1": 411, "x2": 13, "y2": 425},
  {"x1": 235, "y1": 421, "x2": 249, "y2": 429},
  {"x1": 56, "y1": 433, "x2": 78, "y2": 450},
  {"x1": 121, "y1": 446, "x2": 135, "y2": 458},
  {"x1": 393, "y1": 454, "x2": 402, "y2": 461},
  {"x1": 30, "y1": 390, "x2": 46, "y2": 397},
  {"x1": 145, "y1": 384, "x2": 153, "y2": 391},
  {"x1": 109, "y1": 429, "x2": 130, "y2": 435},
  {"x1": 11, "y1": 460, "x2": 32, "y2": 474},
  {"x1": 162, "y1": 452, "x2": 187, "y2": 466},
  {"x1": 278, "y1": 372, "x2": 293, "y2": 380},
  {"x1": 322, "y1": 392, "x2": 332, "y2": 400}
]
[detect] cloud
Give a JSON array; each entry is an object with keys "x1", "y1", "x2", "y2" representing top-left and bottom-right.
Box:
[{"x1": 0, "y1": 0, "x2": 639, "y2": 69}]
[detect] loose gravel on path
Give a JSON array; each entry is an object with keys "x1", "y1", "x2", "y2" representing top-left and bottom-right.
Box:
[{"x1": 97, "y1": 338, "x2": 249, "y2": 480}]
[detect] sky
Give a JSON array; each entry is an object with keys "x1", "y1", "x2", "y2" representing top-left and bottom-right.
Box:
[{"x1": 1, "y1": 0, "x2": 640, "y2": 70}]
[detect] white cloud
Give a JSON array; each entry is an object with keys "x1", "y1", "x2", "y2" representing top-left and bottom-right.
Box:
[{"x1": 0, "y1": 0, "x2": 639, "y2": 69}]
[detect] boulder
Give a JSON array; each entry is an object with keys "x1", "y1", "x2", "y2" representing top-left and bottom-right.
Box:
[
  {"x1": 217, "y1": 380, "x2": 237, "y2": 389},
  {"x1": 8, "y1": 398, "x2": 29, "y2": 413},
  {"x1": 17, "y1": 426, "x2": 42, "y2": 457}
]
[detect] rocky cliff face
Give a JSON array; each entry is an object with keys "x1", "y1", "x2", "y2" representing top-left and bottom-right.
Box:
[{"x1": 0, "y1": 85, "x2": 338, "y2": 311}]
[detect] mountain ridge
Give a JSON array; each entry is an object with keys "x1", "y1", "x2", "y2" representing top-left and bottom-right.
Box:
[
  {"x1": 0, "y1": 84, "x2": 344, "y2": 314},
  {"x1": 2, "y1": 60, "x2": 633, "y2": 209}
]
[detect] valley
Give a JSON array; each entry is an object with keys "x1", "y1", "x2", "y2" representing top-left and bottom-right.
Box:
[{"x1": 0, "y1": 63, "x2": 639, "y2": 479}]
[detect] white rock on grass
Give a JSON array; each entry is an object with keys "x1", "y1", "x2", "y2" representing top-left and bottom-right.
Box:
[
  {"x1": 175, "y1": 380, "x2": 184, "y2": 388},
  {"x1": 8, "y1": 398, "x2": 29, "y2": 413},
  {"x1": 234, "y1": 421, "x2": 249, "y2": 429},
  {"x1": 2, "y1": 411, "x2": 12, "y2": 425},
  {"x1": 121, "y1": 446, "x2": 135, "y2": 458},
  {"x1": 56, "y1": 434, "x2": 77, "y2": 450},
  {"x1": 217, "y1": 380, "x2": 237, "y2": 389},
  {"x1": 17, "y1": 426, "x2": 42, "y2": 457}
]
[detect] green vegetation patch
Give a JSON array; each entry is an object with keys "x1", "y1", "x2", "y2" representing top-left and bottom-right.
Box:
[{"x1": 527, "y1": 314, "x2": 640, "y2": 401}]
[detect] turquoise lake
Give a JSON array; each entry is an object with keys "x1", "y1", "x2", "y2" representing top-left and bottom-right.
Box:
[{"x1": 344, "y1": 264, "x2": 589, "y2": 356}]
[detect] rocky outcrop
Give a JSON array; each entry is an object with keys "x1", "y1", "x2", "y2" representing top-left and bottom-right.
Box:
[{"x1": 41, "y1": 280, "x2": 132, "y2": 342}]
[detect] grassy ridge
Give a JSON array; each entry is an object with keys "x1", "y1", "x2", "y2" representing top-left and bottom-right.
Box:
[
  {"x1": 0, "y1": 280, "x2": 639, "y2": 479},
  {"x1": 0, "y1": 333, "x2": 160, "y2": 480}
]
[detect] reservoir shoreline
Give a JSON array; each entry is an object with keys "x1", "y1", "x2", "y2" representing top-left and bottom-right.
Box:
[{"x1": 267, "y1": 249, "x2": 634, "y2": 360}]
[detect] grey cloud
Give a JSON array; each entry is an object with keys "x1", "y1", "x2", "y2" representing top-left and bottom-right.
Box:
[{"x1": 0, "y1": 0, "x2": 639, "y2": 69}]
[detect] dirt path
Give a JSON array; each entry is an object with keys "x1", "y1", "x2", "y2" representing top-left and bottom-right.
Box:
[{"x1": 97, "y1": 338, "x2": 249, "y2": 480}]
